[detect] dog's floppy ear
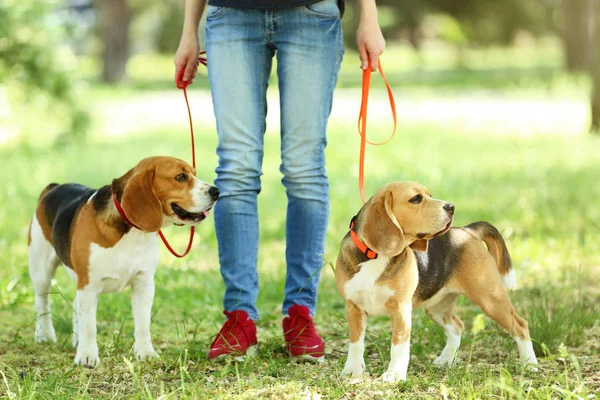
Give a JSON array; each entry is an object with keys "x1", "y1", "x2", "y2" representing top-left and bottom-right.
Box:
[
  {"x1": 360, "y1": 190, "x2": 405, "y2": 257},
  {"x1": 114, "y1": 166, "x2": 163, "y2": 232},
  {"x1": 409, "y1": 239, "x2": 428, "y2": 252}
]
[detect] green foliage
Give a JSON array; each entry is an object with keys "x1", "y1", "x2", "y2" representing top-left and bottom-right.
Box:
[
  {"x1": 434, "y1": 14, "x2": 468, "y2": 45},
  {"x1": 344, "y1": 0, "x2": 549, "y2": 51},
  {"x1": 0, "y1": 0, "x2": 90, "y2": 143},
  {"x1": 528, "y1": 284, "x2": 598, "y2": 355},
  {"x1": 155, "y1": 1, "x2": 185, "y2": 55},
  {"x1": 431, "y1": 0, "x2": 548, "y2": 45}
]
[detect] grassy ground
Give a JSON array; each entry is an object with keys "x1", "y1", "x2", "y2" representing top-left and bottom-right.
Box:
[{"x1": 1, "y1": 107, "x2": 599, "y2": 398}]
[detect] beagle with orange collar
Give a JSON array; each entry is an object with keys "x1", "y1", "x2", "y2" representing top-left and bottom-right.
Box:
[
  {"x1": 335, "y1": 182, "x2": 538, "y2": 383},
  {"x1": 28, "y1": 156, "x2": 218, "y2": 367}
]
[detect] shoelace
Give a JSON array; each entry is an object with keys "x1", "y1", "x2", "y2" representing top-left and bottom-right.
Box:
[{"x1": 215, "y1": 310, "x2": 251, "y2": 347}]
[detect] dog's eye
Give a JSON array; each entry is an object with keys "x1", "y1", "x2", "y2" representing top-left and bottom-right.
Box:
[
  {"x1": 409, "y1": 194, "x2": 423, "y2": 204},
  {"x1": 175, "y1": 173, "x2": 187, "y2": 182}
]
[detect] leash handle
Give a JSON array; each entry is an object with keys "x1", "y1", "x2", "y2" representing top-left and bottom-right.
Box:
[
  {"x1": 159, "y1": 51, "x2": 208, "y2": 258},
  {"x1": 176, "y1": 51, "x2": 207, "y2": 90},
  {"x1": 358, "y1": 60, "x2": 397, "y2": 204}
]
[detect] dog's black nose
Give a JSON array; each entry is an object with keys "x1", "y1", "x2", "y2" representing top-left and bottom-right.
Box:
[
  {"x1": 208, "y1": 186, "x2": 220, "y2": 200},
  {"x1": 444, "y1": 203, "x2": 455, "y2": 214}
]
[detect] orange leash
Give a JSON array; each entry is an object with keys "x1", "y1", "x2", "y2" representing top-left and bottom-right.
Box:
[
  {"x1": 357, "y1": 60, "x2": 397, "y2": 203},
  {"x1": 153, "y1": 51, "x2": 208, "y2": 258}
]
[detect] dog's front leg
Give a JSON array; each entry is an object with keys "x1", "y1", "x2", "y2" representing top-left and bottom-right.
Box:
[
  {"x1": 131, "y1": 273, "x2": 159, "y2": 360},
  {"x1": 74, "y1": 289, "x2": 100, "y2": 368},
  {"x1": 341, "y1": 300, "x2": 367, "y2": 377},
  {"x1": 381, "y1": 299, "x2": 412, "y2": 383}
]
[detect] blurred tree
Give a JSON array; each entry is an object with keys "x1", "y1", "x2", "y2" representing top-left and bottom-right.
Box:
[
  {"x1": 342, "y1": 0, "x2": 418, "y2": 53},
  {"x1": 155, "y1": 0, "x2": 186, "y2": 54},
  {"x1": 343, "y1": 0, "x2": 548, "y2": 64},
  {"x1": 546, "y1": 0, "x2": 600, "y2": 132},
  {"x1": 0, "y1": 0, "x2": 90, "y2": 142},
  {"x1": 95, "y1": 0, "x2": 131, "y2": 83},
  {"x1": 590, "y1": 0, "x2": 599, "y2": 134},
  {"x1": 542, "y1": 0, "x2": 594, "y2": 72},
  {"x1": 563, "y1": 0, "x2": 591, "y2": 71}
]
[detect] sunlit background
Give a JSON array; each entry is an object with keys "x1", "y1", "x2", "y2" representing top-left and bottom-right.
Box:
[
  {"x1": 1, "y1": 1, "x2": 599, "y2": 398},
  {"x1": 1, "y1": 0, "x2": 599, "y2": 144}
]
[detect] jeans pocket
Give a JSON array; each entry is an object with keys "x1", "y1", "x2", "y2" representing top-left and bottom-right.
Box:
[
  {"x1": 302, "y1": 0, "x2": 341, "y2": 19},
  {"x1": 206, "y1": 5, "x2": 226, "y2": 19}
]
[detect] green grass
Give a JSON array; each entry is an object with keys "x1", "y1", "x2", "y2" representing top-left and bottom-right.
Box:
[{"x1": 1, "y1": 109, "x2": 600, "y2": 397}]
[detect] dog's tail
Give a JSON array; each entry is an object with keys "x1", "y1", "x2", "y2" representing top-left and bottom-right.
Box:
[{"x1": 467, "y1": 221, "x2": 516, "y2": 289}]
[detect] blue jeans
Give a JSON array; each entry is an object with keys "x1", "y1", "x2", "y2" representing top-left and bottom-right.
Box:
[{"x1": 205, "y1": 0, "x2": 344, "y2": 320}]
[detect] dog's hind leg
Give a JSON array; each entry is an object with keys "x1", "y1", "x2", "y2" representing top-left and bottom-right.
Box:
[
  {"x1": 28, "y1": 215, "x2": 60, "y2": 343},
  {"x1": 460, "y1": 254, "x2": 538, "y2": 367},
  {"x1": 425, "y1": 293, "x2": 464, "y2": 367}
]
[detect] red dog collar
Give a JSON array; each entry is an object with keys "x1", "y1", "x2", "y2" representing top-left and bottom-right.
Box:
[
  {"x1": 113, "y1": 194, "x2": 142, "y2": 230},
  {"x1": 349, "y1": 216, "x2": 378, "y2": 259}
]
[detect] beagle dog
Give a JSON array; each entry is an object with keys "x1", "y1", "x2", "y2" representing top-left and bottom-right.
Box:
[
  {"x1": 27, "y1": 156, "x2": 218, "y2": 367},
  {"x1": 335, "y1": 182, "x2": 538, "y2": 383}
]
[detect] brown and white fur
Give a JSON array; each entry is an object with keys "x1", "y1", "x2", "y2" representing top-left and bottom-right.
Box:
[
  {"x1": 27, "y1": 156, "x2": 218, "y2": 367},
  {"x1": 335, "y1": 182, "x2": 537, "y2": 383}
]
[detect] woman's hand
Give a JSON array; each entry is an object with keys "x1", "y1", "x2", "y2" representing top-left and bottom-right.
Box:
[
  {"x1": 356, "y1": 0, "x2": 385, "y2": 71},
  {"x1": 174, "y1": 34, "x2": 200, "y2": 84}
]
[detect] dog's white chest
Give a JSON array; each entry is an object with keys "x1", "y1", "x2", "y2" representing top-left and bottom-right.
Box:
[
  {"x1": 344, "y1": 257, "x2": 395, "y2": 316},
  {"x1": 88, "y1": 230, "x2": 159, "y2": 293}
]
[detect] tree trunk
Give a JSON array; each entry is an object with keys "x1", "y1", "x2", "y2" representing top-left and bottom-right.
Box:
[
  {"x1": 592, "y1": 82, "x2": 600, "y2": 134},
  {"x1": 589, "y1": 0, "x2": 599, "y2": 133},
  {"x1": 564, "y1": 0, "x2": 590, "y2": 72},
  {"x1": 97, "y1": 0, "x2": 131, "y2": 84}
]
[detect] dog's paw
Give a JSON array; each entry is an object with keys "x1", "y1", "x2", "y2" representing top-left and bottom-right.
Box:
[
  {"x1": 134, "y1": 345, "x2": 159, "y2": 361},
  {"x1": 433, "y1": 354, "x2": 455, "y2": 367},
  {"x1": 341, "y1": 360, "x2": 365, "y2": 377},
  {"x1": 75, "y1": 346, "x2": 100, "y2": 368},
  {"x1": 522, "y1": 358, "x2": 539, "y2": 373},
  {"x1": 74, "y1": 353, "x2": 100, "y2": 368},
  {"x1": 34, "y1": 325, "x2": 57, "y2": 344},
  {"x1": 381, "y1": 371, "x2": 406, "y2": 383}
]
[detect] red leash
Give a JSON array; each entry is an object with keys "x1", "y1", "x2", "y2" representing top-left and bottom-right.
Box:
[
  {"x1": 113, "y1": 51, "x2": 207, "y2": 258},
  {"x1": 357, "y1": 60, "x2": 397, "y2": 203},
  {"x1": 347, "y1": 60, "x2": 396, "y2": 259},
  {"x1": 154, "y1": 51, "x2": 208, "y2": 257}
]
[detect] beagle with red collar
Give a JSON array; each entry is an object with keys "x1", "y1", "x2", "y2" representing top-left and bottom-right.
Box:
[
  {"x1": 335, "y1": 182, "x2": 538, "y2": 383},
  {"x1": 28, "y1": 156, "x2": 218, "y2": 367}
]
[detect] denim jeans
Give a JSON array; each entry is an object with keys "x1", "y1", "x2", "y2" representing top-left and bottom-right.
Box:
[{"x1": 205, "y1": 0, "x2": 344, "y2": 320}]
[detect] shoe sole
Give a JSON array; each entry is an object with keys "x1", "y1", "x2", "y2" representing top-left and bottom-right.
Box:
[
  {"x1": 211, "y1": 344, "x2": 258, "y2": 362},
  {"x1": 290, "y1": 353, "x2": 325, "y2": 363}
]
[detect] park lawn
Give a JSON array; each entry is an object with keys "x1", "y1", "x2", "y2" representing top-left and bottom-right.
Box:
[{"x1": 0, "y1": 117, "x2": 599, "y2": 398}]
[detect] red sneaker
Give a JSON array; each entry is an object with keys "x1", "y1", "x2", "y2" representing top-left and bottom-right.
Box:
[
  {"x1": 209, "y1": 310, "x2": 258, "y2": 361},
  {"x1": 282, "y1": 304, "x2": 325, "y2": 362}
]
